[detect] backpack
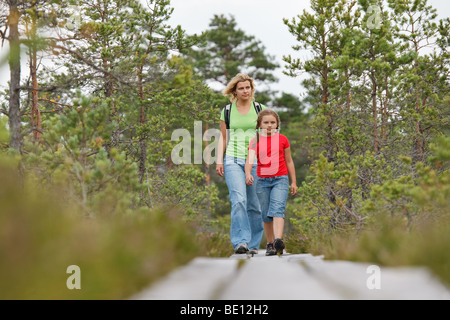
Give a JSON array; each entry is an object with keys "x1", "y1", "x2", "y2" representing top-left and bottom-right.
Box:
[{"x1": 223, "y1": 102, "x2": 262, "y2": 129}]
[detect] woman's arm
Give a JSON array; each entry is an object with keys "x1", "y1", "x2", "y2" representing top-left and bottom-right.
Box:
[
  {"x1": 284, "y1": 147, "x2": 297, "y2": 195},
  {"x1": 216, "y1": 120, "x2": 227, "y2": 177}
]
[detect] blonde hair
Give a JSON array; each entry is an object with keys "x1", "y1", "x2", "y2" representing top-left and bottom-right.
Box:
[{"x1": 223, "y1": 73, "x2": 256, "y2": 102}]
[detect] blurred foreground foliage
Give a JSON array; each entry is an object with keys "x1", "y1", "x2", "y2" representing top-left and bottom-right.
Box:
[{"x1": 0, "y1": 110, "x2": 231, "y2": 300}]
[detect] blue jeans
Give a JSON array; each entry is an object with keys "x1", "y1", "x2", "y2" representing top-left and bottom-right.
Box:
[
  {"x1": 256, "y1": 175, "x2": 289, "y2": 223},
  {"x1": 224, "y1": 155, "x2": 264, "y2": 250}
]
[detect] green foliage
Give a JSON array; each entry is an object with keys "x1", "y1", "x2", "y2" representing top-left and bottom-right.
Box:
[
  {"x1": 364, "y1": 135, "x2": 450, "y2": 221},
  {"x1": 281, "y1": 2, "x2": 450, "y2": 287},
  {"x1": 2, "y1": 0, "x2": 449, "y2": 294},
  {"x1": 0, "y1": 161, "x2": 203, "y2": 299},
  {"x1": 284, "y1": 0, "x2": 449, "y2": 233},
  {"x1": 0, "y1": 117, "x2": 9, "y2": 152},
  {"x1": 23, "y1": 94, "x2": 143, "y2": 217},
  {"x1": 148, "y1": 165, "x2": 220, "y2": 218}
]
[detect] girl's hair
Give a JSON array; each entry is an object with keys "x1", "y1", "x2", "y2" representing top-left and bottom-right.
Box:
[
  {"x1": 223, "y1": 73, "x2": 256, "y2": 102},
  {"x1": 251, "y1": 108, "x2": 281, "y2": 148},
  {"x1": 256, "y1": 108, "x2": 281, "y2": 131}
]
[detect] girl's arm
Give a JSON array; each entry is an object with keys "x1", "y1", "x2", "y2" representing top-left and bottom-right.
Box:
[
  {"x1": 216, "y1": 120, "x2": 227, "y2": 177},
  {"x1": 284, "y1": 147, "x2": 297, "y2": 195},
  {"x1": 245, "y1": 148, "x2": 256, "y2": 185}
]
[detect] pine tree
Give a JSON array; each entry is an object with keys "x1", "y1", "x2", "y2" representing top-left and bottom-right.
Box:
[
  {"x1": 284, "y1": 0, "x2": 352, "y2": 163},
  {"x1": 284, "y1": 0, "x2": 450, "y2": 236},
  {"x1": 0, "y1": 0, "x2": 73, "y2": 150},
  {"x1": 184, "y1": 14, "x2": 279, "y2": 88},
  {"x1": 388, "y1": 0, "x2": 450, "y2": 163},
  {"x1": 1, "y1": 0, "x2": 24, "y2": 152},
  {"x1": 23, "y1": 93, "x2": 143, "y2": 217}
]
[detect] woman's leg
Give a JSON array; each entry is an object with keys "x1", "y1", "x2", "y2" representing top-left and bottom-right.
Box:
[
  {"x1": 246, "y1": 164, "x2": 264, "y2": 251},
  {"x1": 224, "y1": 156, "x2": 251, "y2": 251}
]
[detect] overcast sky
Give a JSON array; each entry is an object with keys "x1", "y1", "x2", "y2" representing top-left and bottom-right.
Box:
[{"x1": 0, "y1": 0, "x2": 449, "y2": 97}]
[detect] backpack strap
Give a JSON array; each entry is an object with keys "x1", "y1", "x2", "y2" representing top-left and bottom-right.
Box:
[
  {"x1": 223, "y1": 101, "x2": 262, "y2": 130},
  {"x1": 253, "y1": 101, "x2": 262, "y2": 114},
  {"x1": 223, "y1": 104, "x2": 232, "y2": 130}
]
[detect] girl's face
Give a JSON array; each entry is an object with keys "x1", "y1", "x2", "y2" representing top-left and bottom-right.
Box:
[{"x1": 259, "y1": 114, "x2": 278, "y2": 136}]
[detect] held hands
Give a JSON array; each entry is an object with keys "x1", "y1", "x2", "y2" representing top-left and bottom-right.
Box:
[{"x1": 245, "y1": 173, "x2": 254, "y2": 186}]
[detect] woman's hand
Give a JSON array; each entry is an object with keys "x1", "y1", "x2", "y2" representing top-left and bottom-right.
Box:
[
  {"x1": 246, "y1": 174, "x2": 254, "y2": 186},
  {"x1": 216, "y1": 164, "x2": 224, "y2": 177}
]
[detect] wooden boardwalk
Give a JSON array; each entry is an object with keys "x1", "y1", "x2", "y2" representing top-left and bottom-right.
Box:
[{"x1": 131, "y1": 250, "x2": 450, "y2": 300}]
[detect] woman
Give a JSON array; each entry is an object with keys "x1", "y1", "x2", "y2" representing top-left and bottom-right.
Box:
[{"x1": 216, "y1": 73, "x2": 264, "y2": 254}]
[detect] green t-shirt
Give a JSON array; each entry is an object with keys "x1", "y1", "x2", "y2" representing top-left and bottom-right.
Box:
[{"x1": 220, "y1": 102, "x2": 265, "y2": 159}]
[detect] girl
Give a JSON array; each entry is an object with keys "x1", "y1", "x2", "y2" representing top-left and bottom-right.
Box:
[
  {"x1": 216, "y1": 73, "x2": 264, "y2": 254},
  {"x1": 245, "y1": 108, "x2": 297, "y2": 255}
]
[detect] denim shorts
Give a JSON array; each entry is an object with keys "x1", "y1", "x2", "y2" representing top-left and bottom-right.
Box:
[{"x1": 256, "y1": 175, "x2": 289, "y2": 222}]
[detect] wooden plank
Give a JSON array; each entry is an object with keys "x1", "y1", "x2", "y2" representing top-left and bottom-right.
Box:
[{"x1": 131, "y1": 252, "x2": 450, "y2": 300}]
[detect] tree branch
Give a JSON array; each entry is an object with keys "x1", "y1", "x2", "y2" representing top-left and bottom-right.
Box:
[
  {"x1": 52, "y1": 44, "x2": 134, "y2": 87},
  {"x1": 17, "y1": 85, "x2": 58, "y2": 92}
]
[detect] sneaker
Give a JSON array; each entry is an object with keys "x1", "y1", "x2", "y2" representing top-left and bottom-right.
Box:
[
  {"x1": 265, "y1": 242, "x2": 276, "y2": 256},
  {"x1": 274, "y1": 238, "x2": 285, "y2": 255},
  {"x1": 248, "y1": 248, "x2": 258, "y2": 255},
  {"x1": 235, "y1": 243, "x2": 248, "y2": 254}
]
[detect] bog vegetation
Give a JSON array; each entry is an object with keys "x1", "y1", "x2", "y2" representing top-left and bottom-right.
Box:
[{"x1": 0, "y1": 0, "x2": 449, "y2": 298}]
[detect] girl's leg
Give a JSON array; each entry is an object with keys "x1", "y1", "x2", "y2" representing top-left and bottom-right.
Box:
[
  {"x1": 256, "y1": 177, "x2": 272, "y2": 243},
  {"x1": 267, "y1": 176, "x2": 289, "y2": 254},
  {"x1": 256, "y1": 177, "x2": 275, "y2": 255},
  {"x1": 267, "y1": 176, "x2": 289, "y2": 228},
  {"x1": 264, "y1": 221, "x2": 274, "y2": 243},
  {"x1": 273, "y1": 217, "x2": 285, "y2": 239}
]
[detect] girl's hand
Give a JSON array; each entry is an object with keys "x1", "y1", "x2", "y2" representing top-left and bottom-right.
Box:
[
  {"x1": 246, "y1": 174, "x2": 254, "y2": 186},
  {"x1": 290, "y1": 183, "x2": 298, "y2": 196}
]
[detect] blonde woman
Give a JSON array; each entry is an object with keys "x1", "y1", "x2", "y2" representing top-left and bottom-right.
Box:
[{"x1": 216, "y1": 73, "x2": 264, "y2": 254}]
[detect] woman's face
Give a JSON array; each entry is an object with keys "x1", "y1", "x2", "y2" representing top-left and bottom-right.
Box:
[
  {"x1": 235, "y1": 81, "x2": 252, "y2": 101},
  {"x1": 259, "y1": 114, "x2": 278, "y2": 136}
]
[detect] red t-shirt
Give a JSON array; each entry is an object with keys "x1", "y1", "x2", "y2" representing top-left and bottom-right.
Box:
[{"x1": 249, "y1": 133, "x2": 290, "y2": 177}]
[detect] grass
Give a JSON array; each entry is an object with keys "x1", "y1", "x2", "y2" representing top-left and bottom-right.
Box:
[{"x1": 0, "y1": 162, "x2": 209, "y2": 299}]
